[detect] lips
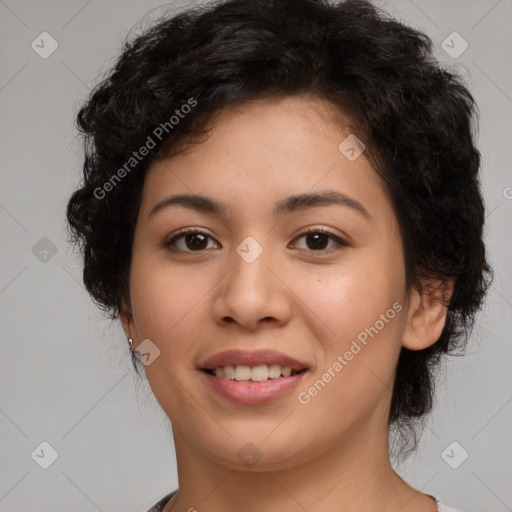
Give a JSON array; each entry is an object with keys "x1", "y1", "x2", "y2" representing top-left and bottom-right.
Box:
[
  {"x1": 200, "y1": 349, "x2": 309, "y2": 372},
  {"x1": 202, "y1": 369, "x2": 308, "y2": 404},
  {"x1": 199, "y1": 349, "x2": 310, "y2": 404}
]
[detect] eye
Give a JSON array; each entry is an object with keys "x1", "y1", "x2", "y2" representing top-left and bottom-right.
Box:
[
  {"x1": 291, "y1": 227, "x2": 348, "y2": 253},
  {"x1": 165, "y1": 226, "x2": 348, "y2": 254},
  {"x1": 165, "y1": 228, "x2": 220, "y2": 252}
]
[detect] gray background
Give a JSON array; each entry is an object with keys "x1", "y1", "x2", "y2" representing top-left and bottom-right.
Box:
[{"x1": 0, "y1": 0, "x2": 511, "y2": 511}]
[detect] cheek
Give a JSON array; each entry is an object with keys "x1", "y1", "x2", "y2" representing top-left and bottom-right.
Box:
[
  {"x1": 295, "y1": 267, "x2": 405, "y2": 425},
  {"x1": 296, "y1": 251, "x2": 405, "y2": 343},
  {"x1": 128, "y1": 250, "x2": 205, "y2": 342},
  {"x1": 294, "y1": 250, "x2": 406, "y2": 405}
]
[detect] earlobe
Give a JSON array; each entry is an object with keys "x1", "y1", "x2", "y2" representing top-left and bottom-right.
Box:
[{"x1": 402, "y1": 279, "x2": 454, "y2": 351}]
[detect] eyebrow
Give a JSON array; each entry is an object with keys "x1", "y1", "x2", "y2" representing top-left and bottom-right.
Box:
[{"x1": 148, "y1": 190, "x2": 370, "y2": 220}]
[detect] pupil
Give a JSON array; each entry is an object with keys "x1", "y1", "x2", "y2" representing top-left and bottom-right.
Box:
[
  {"x1": 307, "y1": 233, "x2": 328, "y2": 250},
  {"x1": 187, "y1": 233, "x2": 207, "y2": 250}
]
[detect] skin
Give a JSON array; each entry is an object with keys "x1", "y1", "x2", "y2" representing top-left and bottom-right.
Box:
[{"x1": 121, "y1": 95, "x2": 451, "y2": 512}]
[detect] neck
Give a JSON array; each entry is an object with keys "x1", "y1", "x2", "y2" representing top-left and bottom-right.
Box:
[{"x1": 165, "y1": 418, "x2": 436, "y2": 512}]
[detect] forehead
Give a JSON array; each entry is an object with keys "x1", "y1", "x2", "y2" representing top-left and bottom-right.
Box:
[{"x1": 140, "y1": 95, "x2": 393, "y2": 227}]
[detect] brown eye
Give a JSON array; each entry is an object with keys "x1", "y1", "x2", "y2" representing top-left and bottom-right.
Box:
[
  {"x1": 166, "y1": 229, "x2": 219, "y2": 252},
  {"x1": 165, "y1": 227, "x2": 347, "y2": 254},
  {"x1": 304, "y1": 232, "x2": 330, "y2": 250},
  {"x1": 292, "y1": 227, "x2": 348, "y2": 253}
]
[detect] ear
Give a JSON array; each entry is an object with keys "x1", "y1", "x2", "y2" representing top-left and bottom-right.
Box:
[
  {"x1": 402, "y1": 278, "x2": 454, "y2": 350},
  {"x1": 120, "y1": 300, "x2": 135, "y2": 341}
]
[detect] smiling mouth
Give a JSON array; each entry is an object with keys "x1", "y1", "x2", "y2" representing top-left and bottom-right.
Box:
[{"x1": 202, "y1": 364, "x2": 308, "y2": 382}]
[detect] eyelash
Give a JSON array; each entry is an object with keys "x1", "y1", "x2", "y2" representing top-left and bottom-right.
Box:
[{"x1": 164, "y1": 226, "x2": 348, "y2": 254}]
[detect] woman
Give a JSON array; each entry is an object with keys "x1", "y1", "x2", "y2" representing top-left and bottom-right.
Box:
[{"x1": 66, "y1": 0, "x2": 492, "y2": 510}]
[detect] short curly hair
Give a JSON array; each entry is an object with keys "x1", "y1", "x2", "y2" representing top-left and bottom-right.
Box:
[{"x1": 66, "y1": 0, "x2": 493, "y2": 454}]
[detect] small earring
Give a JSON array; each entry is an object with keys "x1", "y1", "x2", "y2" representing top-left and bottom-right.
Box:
[{"x1": 127, "y1": 338, "x2": 140, "y2": 374}]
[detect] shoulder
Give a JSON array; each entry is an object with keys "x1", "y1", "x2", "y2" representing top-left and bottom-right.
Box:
[{"x1": 143, "y1": 490, "x2": 177, "y2": 512}]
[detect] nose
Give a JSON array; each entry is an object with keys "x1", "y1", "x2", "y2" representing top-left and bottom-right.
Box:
[{"x1": 212, "y1": 242, "x2": 292, "y2": 331}]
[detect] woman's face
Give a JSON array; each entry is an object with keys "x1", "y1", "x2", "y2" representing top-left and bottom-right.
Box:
[{"x1": 122, "y1": 95, "x2": 414, "y2": 470}]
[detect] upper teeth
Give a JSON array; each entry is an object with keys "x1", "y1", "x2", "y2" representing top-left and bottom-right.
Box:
[{"x1": 213, "y1": 364, "x2": 296, "y2": 381}]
